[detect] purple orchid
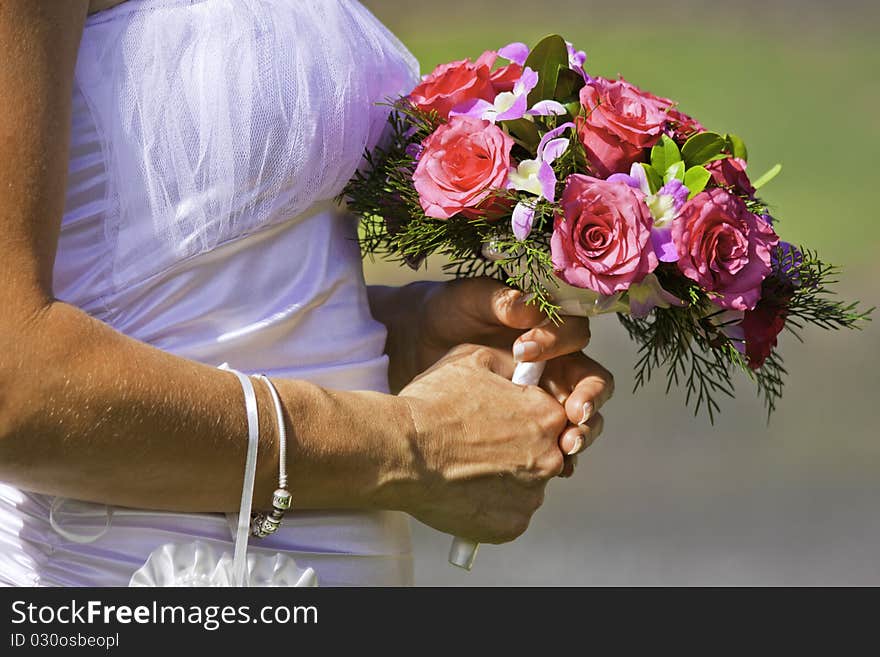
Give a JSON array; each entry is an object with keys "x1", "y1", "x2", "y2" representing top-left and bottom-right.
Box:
[
  {"x1": 507, "y1": 122, "x2": 575, "y2": 240},
  {"x1": 566, "y1": 41, "x2": 592, "y2": 82},
  {"x1": 449, "y1": 67, "x2": 536, "y2": 122},
  {"x1": 451, "y1": 67, "x2": 568, "y2": 123},
  {"x1": 498, "y1": 42, "x2": 529, "y2": 66},
  {"x1": 627, "y1": 273, "x2": 686, "y2": 318},
  {"x1": 608, "y1": 163, "x2": 688, "y2": 262}
]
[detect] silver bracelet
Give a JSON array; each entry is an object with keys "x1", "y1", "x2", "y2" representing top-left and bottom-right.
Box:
[{"x1": 250, "y1": 374, "x2": 292, "y2": 538}]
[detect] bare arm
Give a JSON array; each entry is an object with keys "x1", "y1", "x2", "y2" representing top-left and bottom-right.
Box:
[{"x1": 0, "y1": 0, "x2": 415, "y2": 513}]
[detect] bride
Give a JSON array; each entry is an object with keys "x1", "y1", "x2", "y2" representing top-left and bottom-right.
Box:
[{"x1": 0, "y1": 0, "x2": 613, "y2": 586}]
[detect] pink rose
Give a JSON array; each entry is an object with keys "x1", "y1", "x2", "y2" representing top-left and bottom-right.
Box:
[
  {"x1": 706, "y1": 157, "x2": 756, "y2": 198},
  {"x1": 551, "y1": 175, "x2": 658, "y2": 295},
  {"x1": 576, "y1": 77, "x2": 668, "y2": 177},
  {"x1": 409, "y1": 51, "x2": 497, "y2": 119},
  {"x1": 413, "y1": 116, "x2": 513, "y2": 219},
  {"x1": 673, "y1": 188, "x2": 779, "y2": 311}
]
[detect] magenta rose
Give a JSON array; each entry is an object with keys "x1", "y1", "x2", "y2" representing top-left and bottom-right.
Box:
[
  {"x1": 706, "y1": 157, "x2": 756, "y2": 198},
  {"x1": 576, "y1": 77, "x2": 668, "y2": 177},
  {"x1": 412, "y1": 116, "x2": 513, "y2": 219},
  {"x1": 673, "y1": 188, "x2": 779, "y2": 310},
  {"x1": 551, "y1": 175, "x2": 658, "y2": 295}
]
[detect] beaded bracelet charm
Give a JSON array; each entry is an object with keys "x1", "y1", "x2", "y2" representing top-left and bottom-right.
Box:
[{"x1": 251, "y1": 374, "x2": 292, "y2": 538}]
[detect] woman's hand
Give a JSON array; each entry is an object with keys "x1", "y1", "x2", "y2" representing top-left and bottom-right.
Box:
[
  {"x1": 369, "y1": 278, "x2": 614, "y2": 468},
  {"x1": 396, "y1": 343, "x2": 569, "y2": 543}
]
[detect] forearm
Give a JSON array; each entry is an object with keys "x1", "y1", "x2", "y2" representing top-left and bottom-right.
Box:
[
  {"x1": 0, "y1": 300, "x2": 417, "y2": 513},
  {"x1": 367, "y1": 281, "x2": 439, "y2": 392}
]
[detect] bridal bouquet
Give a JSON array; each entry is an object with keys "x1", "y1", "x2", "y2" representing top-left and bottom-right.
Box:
[{"x1": 345, "y1": 34, "x2": 871, "y2": 421}]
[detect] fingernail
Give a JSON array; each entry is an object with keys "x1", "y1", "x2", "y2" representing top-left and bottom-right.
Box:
[
  {"x1": 513, "y1": 340, "x2": 542, "y2": 363},
  {"x1": 579, "y1": 402, "x2": 593, "y2": 426},
  {"x1": 566, "y1": 435, "x2": 584, "y2": 456}
]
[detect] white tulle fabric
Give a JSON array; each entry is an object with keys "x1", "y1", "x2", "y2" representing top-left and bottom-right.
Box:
[
  {"x1": 0, "y1": 0, "x2": 419, "y2": 587},
  {"x1": 75, "y1": 0, "x2": 418, "y2": 289}
]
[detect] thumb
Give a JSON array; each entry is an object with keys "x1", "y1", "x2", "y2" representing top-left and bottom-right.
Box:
[{"x1": 462, "y1": 278, "x2": 545, "y2": 330}]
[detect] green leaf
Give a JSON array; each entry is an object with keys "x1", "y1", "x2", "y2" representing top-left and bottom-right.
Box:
[
  {"x1": 725, "y1": 133, "x2": 748, "y2": 161},
  {"x1": 554, "y1": 67, "x2": 585, "y2": 103},
  {"x1": 683, "y1": 165, "x2": 711, "y2": 199},
  {"x1": 665, "y1": 161, "x2": 685, "y2": 183},
  {"x1": 523, "y1": 35, "x2": 569, "y2": 106},
  {"x1": 681, "y1": 132, "x2": 726, "y2": 167},
  {"x1": 563, "y1": 101, "x2": 583, "y2": 119},
  {"x1": 753, "y1": 163, "x2": 782, "y2": 189},
  {"x1": 639, "y1": 163, "x2": 663, "y2": 194},
  {"x1": 502, "y1": 118, "x2": 541, "y2": 152},
  {"x1": 650, "y1": 135, "x2": 681, "y2": 175}
]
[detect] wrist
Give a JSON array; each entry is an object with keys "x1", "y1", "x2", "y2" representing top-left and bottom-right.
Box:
[
  {"x1": 369, "y1": 281, "x2": 441, "y2": 391},
  {"x1": 268, "y1": 379, "x2": 424, "y2": 513}
]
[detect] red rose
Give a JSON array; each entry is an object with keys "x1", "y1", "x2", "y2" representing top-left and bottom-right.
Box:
[
  {"x1": 741, "y1": 298, "x2": 789, "y2": 369},
  {"x1": 639, "y1": 89, "x2": 705, "y2": 143},
  {"x1": 489, "y1": 62, "x2": 523, "y2": 94},
  {"x1": 408, "y1": 51, "x2": 498, "y2": 119},
  {"x1": 576, "y1": 77, "x2": 668, "y2": 177},
  {"x1": 551, "y1": 175, "x2": 658, "y2": 295},
  {"x1": 706, "y1": 157, "x2": 756, "y2": 198},
  {"x1": 412, "y1": 116, "x2": 513, "y2": 219},
  {"x1": 673, "y1": 188, "x2": 779, "y2": 311}
]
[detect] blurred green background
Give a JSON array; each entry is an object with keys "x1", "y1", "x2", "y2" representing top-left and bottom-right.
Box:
[{"x1": 362, "y1": 0, "x2": 880, "y2": 585}]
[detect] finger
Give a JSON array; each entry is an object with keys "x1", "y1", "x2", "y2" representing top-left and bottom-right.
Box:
[
  {"x1": 581, "y1": 413, "x2": 604, "y2": 449},
  {"x1": 558, "y1": 455, "x2": 577, "y2": 478},
  {"x1": 513, "y1": 316, "x2": 591, "y2": 363},
  {"x1": 561, "y1": 358, "x2": 615, "y2": 427},
  {"x1": 558, "y1": 412, "x2": 604, "y2": 455},
  {"x1": 558, "y1": 425, "x2": 586, "y2": 456}
]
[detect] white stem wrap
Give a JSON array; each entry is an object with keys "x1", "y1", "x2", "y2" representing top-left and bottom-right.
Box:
[{"x1": 448, "y1": 359, "x2": 548, "y2": 570}]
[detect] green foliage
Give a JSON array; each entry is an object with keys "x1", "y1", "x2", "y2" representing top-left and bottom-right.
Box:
[
  {"x1": 639, "y1": 162, "x2": 663, "y2": 194},
  {"x1": 683, "y1": 165, "x2": 711, "y2": 199},
  {"x1": 753, "y1": 163, "x2": 782, "y2": 189},
  {"x1": 725, "y1": 133, "x2": 748, "y2": 161},
  {"x1": 554, "y1": 67, "x2": 585, "y2": 104},
  {"x1": 664, "y1": 161, "x2": 686, "y2": 183},
  {"x1": 617, "y1": 275, "x2": 746, "y2": 424},
  {"x1": 681, "y1": 131, "x2": 726, "y2": 167},
  {"x1": 503, "y1": 118, "x2": 541, "y2": 152},
  {"x1": 650, "y1": 135, "x2": 682, "y2": 175},
  {"x1": 523, "y1": 35, "x2": 569, "y2": 106}
]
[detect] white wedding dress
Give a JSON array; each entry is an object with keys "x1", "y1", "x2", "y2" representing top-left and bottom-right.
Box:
[{"x1": 0, "y1": 0, "x2": 419, "y2": 586}]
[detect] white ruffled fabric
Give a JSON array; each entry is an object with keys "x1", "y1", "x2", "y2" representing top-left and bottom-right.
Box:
[{"x1": 129, "y1": 541, "x2": 317, "y2": 587}]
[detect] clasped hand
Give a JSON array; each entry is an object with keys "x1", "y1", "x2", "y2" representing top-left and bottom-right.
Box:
[{"x1": 376, "y1": 278, "x2": 614, "y2": 544}]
